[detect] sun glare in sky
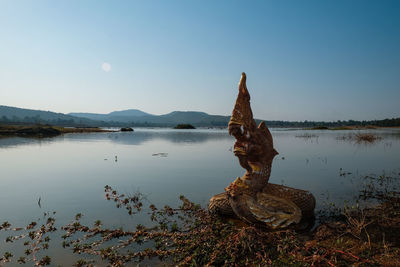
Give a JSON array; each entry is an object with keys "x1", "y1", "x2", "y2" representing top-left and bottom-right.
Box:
[{"x1": 101, "y1": 62, "x2": 111, "y2": 72}]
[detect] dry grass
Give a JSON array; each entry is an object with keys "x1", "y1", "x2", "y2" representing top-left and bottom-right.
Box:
[
  {"x1": 336, "y1": 133, "x2": 382, "y2": 144},
  {"x1": 56, "y1": 127, "x2": 112, "y2": 134},
  {"x1": 355, "y1": 133, "x2": 381, "y2": 143}
]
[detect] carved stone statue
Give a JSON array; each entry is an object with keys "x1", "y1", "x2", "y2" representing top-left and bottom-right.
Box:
[{"x1": 209, "y1": 73, "x2": 315, "y2": 229}]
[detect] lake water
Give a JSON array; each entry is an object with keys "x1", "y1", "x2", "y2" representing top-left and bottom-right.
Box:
[{"x1": 0, "y1": 128, "x2": 399, "y2": 265}]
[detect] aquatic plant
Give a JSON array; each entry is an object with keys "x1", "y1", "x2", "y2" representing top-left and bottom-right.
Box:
[
  {"x1": 295, "y1": 133, "x2": 318, "y2": 139},
  {"x1": 336, "y1": 132, "x2": 382, "y2": 144},
  {"x1": 1, "y1": 173, "x2": 400, "y2": 266},
  {"x1": 354, "y1": 133, "x2": 381, "y2": 143}
]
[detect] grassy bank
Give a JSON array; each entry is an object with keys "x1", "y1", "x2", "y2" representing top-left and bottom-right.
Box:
[{"x1": 0, "y1": 125, "x2": 113, "y2": 138}]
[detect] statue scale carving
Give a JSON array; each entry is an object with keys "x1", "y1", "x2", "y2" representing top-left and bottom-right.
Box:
[{"x1": 208, "y1": 73, "x2": 315, "y2": 229}]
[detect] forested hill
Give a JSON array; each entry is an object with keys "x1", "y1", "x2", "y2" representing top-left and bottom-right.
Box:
[
  {"x1": 0, "y1": 105, "x2": 98, "y2": 126},
  {"x1": 69, "y1": 109, "x2": 151, "y2": 122},
  {"x1": 1, "y1": 105, "x2": 399, "y2": 128}
]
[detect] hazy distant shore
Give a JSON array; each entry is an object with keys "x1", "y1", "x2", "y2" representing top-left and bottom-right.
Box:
[
  {"x1": 1, "y1": 105, "x2": 400, "y2": 129},
  {"x1": 1, "y1": 123, "x2": 400, "y2": 139}
]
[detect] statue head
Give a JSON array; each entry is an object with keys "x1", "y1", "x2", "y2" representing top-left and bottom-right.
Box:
[{"x1": 228, "y1": 73, "x2": 278, "y2": 178}]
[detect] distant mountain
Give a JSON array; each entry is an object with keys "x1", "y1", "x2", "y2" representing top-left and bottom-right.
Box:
[
  {"x1": 0, "y1": 105, "x2": 99, "y2": 126},
  {"x1": 69, "y1": 110, "x2": 229, "y2": 126},
  {"x1": 70, "y1": 109, "x2": 151, "y2": 122},
  {"x1": 69, "y1": 110, "x2": 230, "y2": 126},
  {"x1": 65, "y1": 113, "x2": 111, "y2": 122},
  {"x1": 108, "y1": 109, "x2": 151, "y2": 117},
  {"x1": 1, "y1": 105, "x2": 399, "y2": 128},
  {"x1": 130, "y1": 111, "x2": 230, "y2": 126},
  {"x1": 0, "y1": 105, "x2": 229, "y2": 127}
]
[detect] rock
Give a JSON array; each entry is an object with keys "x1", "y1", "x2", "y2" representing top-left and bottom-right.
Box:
[
  {"x1": 174, "y1": 124, "x2": 195, "y2": 129},
  {"x1": 120, "y1": 127, "x2": 134, "y2": 132}
]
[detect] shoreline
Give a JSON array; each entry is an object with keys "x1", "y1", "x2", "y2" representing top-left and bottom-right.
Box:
[
  {"x1": 307, "y1": 125, "x2": 400, "y2": 130},
  {"x1": 1, "y1": 124, "x2": 399, "y2": 138},
  {"x1": 0, "y1": 125, "x2": 115, "y2": 138}
]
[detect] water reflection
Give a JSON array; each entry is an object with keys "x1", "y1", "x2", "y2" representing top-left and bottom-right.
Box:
[
  {"x1": 0, "y1": 128, "x2": 399, "y2": 265},
  {"x1": 0, "y1": 136, "x2": 56, "y2": 149},
  {"x1": 0, "y1": 129, "x2": 233, "y2": 149},
  {"x1": 0, "y1": 128, "x2": 399, "y2": 216},
  {"x1": 1, "y1": 129, "x2": 399, "y2": 207},
  {"x1": 104, "y1": 129, "x2": 233, "y2": 145},
  {"x1": 2, "y1": 128, "x2": 399, "y2": 150}
]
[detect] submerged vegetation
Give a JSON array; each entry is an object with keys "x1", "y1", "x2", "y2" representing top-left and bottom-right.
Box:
[
  {"x1": 174, "y1": 124, "x2": 196, "y2": 129},
  {"x1": 295, "y1": 133, "x2": 319, "y2": 139},
  {"x1": 336, "y1": 133, "x2": 382, "y2": 144},
  {"x1": 312, "y1": 126, "x2": 381, "y2": 130},
  {"x1": 1, "y1": 172, "x2": 399, "y2": 266},
  {"x1": 355, "y1": 133, "x2": 382, "y2": 143}
]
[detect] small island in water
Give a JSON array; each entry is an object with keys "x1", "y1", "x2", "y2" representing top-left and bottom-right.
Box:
[
  {"x1": 174, "y1": 124, "x2": 196, "y2": 129},
  {"x1": 120, "y1": 127, "x2": 134, "y2": 132}
]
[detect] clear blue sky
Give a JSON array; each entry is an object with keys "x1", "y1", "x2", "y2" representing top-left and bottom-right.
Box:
[{"x1": 0, "y1": 0, "x2": 399, "y2": 121}]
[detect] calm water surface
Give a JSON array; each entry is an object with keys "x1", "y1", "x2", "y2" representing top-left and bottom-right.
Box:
[{"x1": 0, "y1": 128, "x2": 399, "y2": 264}]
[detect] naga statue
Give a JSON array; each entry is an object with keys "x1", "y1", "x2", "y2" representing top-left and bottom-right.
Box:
[{"x1": 208, "y1": 73, "x2": 315, "y2": 229}]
